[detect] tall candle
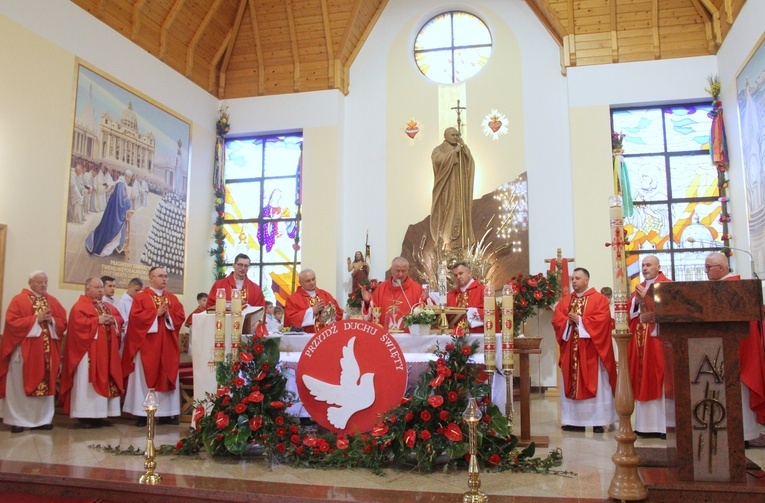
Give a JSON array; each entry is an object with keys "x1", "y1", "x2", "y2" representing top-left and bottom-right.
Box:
[
  {"x1": 609, "y1": 196, "x2": 629, "y2": 332},
  {"x1": 501, "y1": 283, "x2": 514, "y2": 371},
  {"x1": 483, "y1": 285, "x2": 496, "y2": 373},
  {"x1": 214, "y1": 288, "x2": 226, "y2": 363}
]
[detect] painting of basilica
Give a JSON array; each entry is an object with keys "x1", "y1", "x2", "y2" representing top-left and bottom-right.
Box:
[
  {"x1": 737, "y1": 36, "x2": 765, "y2": 276},
  {"x1": 64, "y1": 61, "x2": 191, "y2": 293}
]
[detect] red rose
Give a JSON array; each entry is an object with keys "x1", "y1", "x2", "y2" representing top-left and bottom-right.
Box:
[
  {"x1": 439, "y1": 410, "x2": 449, "y2": 421},
  {"x1": 270, "y1": 401, "x2": 285, "y2": 409},
  {"x1": 216, "y1": 386, "x2": 230, "y2": 396},
  {"x1": 254, "y1": 344, "x2": 264, "y2": 354},
  {"x1": 371, "y1": 424, "x2": 389, "y2": 437},
  {"x1": 404, "y1": 429, "x2": 416, "y2": 448},
  {"x1": 221, "y1": 395, "x2": 231, "y2": 405},
  {"x1": 249, "y1": 415, "x2": 262, "y2": 431},
  {"x1": 234, "y1": 403, "x2": 246, "y2": 414},
  {"x1": 420, "y1": 430, "x2": 431, "y2": 441},
  {"x1": 289, "y1": 425, "x2": 298, "y2": 434},
  {"x1": 420, "y1": 410, "x2": 432, "y2": 421},
  {"x1": 277, "y1": 427, "x2": 287, "y2": 437},
  {"x1": 276, "y1": 443, "x2": 286, "y2": 453},
  {"x1": 405, "y1": 412, "x2": 415, "y2": 422},
  {"x1": 443, "y1": 422, "x2": 463, "y2": 442},
  {"x1": 275, "y1": 415, "x2": 285, "y2": 426},
  {"x1": 215, "y1": 411, "x2": 229, "y2": 429},
  {"x1": 461, "y1": 346, "x2": 471, "y2": 355},
  {"x1": 447, "y1": 391, "x2": 458, "y2": 402},
  {"x1": 232, "y1": 377, "x2": 245, "y2": 387},
  {"x1": 296, "y1": 446, "x2": 304, "y2": 455},
  {"x1": 489, "y1": 454, "x2": 501, "y2": 465},
  {"x1": 291, "y1": 434, "x2": 301, "y2": 445},
  {"x1": 240, "y1": 352, "x2": 253, "y2": 363},
  {"x1": 319, "y1": 440, "x2": 330, "y2": 452},
  {"x1": 428, "y1": 395, "x2": 444, "y2": 408}
]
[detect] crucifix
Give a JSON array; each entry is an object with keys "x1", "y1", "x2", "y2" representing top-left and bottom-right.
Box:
[
  {"x1": 451, "y1": 100, "x2": 466, "y2": 135},
  {"x1": 544, "y1": 248, "x2": 575, "y2": 301}
]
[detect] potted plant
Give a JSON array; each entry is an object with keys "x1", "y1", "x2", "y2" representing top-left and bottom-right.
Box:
[{"x1": 403, "y1": 306, "x2": 437, "y2": 335}]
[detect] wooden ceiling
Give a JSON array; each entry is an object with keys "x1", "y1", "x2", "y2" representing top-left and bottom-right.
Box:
[{"x1": 70, "y1": 0, "x2": 746, "y2": 100}]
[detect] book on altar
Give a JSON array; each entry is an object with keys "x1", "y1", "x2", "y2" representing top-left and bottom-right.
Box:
[{"x1": 203, "y1": 305, "x2": 264, "y2": 334}]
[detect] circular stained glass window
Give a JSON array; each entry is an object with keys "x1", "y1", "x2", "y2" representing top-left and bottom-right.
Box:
[{"x1": 414, "y1": 11, "x2": 492, "y2": 85}]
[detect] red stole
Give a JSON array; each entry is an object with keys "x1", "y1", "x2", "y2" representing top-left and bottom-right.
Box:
[
  {"x1": 552, "y1": 289, "x2": 616, "y2": 400},
  {"x1": 627, "y1": 272, "x2": 671, "y2": 401},
  {"x1": 60, "y1": 296, "x2": 124, "y2": 413},
  {"x1": 0, "y1": 290, "x2": 67, "y2": 398},
  {"x1": 122, "y1": 288, "x2": 185, "y2": 392}
]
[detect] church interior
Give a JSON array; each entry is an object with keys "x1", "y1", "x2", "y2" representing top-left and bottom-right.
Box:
[{"x1": 2, "y1": 0, "x2": 765, "y2": 500}]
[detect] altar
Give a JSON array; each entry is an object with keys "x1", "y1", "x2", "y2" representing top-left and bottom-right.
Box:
[{"x1": 191, "y1": 314, "x2": 547, "y2": 444}]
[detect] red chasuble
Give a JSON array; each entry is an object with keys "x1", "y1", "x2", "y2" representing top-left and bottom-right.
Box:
[
  {"x1": 552, "y1": 289, "x2": 617, "y2": 400},
  {"x1": 627, "y1": 272, "x2": 671, "y2": 402},
  {"x1": 60, "y1": 296, "x2": 124, "y2": 413},
  {"x1": 284, "y1": 287, "x2": 343, "y2": 333},
  {"x1": 367, "y1": 277, "x2": 423, "y2": 331},
  {"x1": 0, "y1": 290, "x2": 67, "y2": 398},
  {"x1": 722, "y1": 275, "x2": 765, "y2": 422},
  {"x1": 205, "y1": 273, "x2": 265, "y2": 309},
  {"x1": 122, "y1": 288, "x2": 185, "y2": 392},
  {"x1": 446, "y1": 279, "x2": 486, "y2": 334}
]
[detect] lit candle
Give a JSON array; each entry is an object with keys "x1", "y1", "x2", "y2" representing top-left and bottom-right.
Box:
[{"x1": 483, "y1": 284, "x2": 495, "y2": 373}]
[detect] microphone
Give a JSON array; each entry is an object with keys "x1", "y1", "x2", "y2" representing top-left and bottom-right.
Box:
[{"x1": 687, "y1": 237, "x2": 759, "y2": 280}]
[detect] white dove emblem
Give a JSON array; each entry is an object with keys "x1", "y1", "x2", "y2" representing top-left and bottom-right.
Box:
[{"x1": 301, "y1": 336, "x2": 375, "y2": 429}]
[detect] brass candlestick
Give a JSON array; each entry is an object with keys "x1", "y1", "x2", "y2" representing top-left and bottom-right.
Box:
[
  {"x1": 139, "y1": 389, "x2": 162, "y2": 485},
  {"x1": 462, "y1": 397, "x2": 487, "y2": 503},
  {"x1": 438, "y1": 304, "x2": 448, "y2": 334}
]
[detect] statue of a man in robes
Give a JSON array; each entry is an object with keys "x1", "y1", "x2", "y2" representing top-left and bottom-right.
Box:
[{"x1": 430, "y1": 127, "x2": 475, "y2": 250}]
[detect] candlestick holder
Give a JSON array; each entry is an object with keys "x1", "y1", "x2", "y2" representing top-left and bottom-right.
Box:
[
  {"x1": 438, "y1": 304, "x2": 449, "y2": 334},
  {"x1": 462, "y1": 397, "x2": 487, "y2": 503},
  {"x1": 139, "y1": 389, "x2": 161, "y2": 485}
]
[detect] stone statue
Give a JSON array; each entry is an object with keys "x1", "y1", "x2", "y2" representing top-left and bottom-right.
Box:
[{"x1": 430, "y1": 127, "x2": 475, "y2": 250}]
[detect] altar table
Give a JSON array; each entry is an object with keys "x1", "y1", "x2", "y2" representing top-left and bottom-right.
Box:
[{"x1": 191, "y1": 323, "x2": 545, "y2": 443}]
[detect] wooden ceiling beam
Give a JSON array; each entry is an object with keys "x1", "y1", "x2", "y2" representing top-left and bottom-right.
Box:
[
  {"x1": 247, "y1": 0, "x2": 265, "y2": 96},
  {"x1": 131, "y1": 0, "x2": 146, "y2": 40},
  {"x1": 186, "y1": 0, "x2": 224, "y2": 77},
  {"x1": 338, "y1": 0, "x2": 363, "y2": 64},
  {"x1": 610, "y1": 0, "x2": 619, "y2": 63},
  {"x1": 285, "y1": 0, "x2": 301, "y2": 92},
  {"x1": 218, "y1": 0, "x2": 248, "y2": 97},
  {"x1": 651, "y1": 0, "x2": 660, "y2": 59},
  {"x1": 724, "y1": 0, "x2": 733, "y2": 24},
  {"x1": 524, "y1": 0, "x2": 567, "y2": 46},
  {"x1": 698, "y1": 0, "x2": 722, "y2": 46},
  {"x1": 690, "y1": 0, "x2": 716, "y2": 54},
  {"x1": 96, "y1": 0, "x2": 105, "y2": 18},
  {"x1": 346, "y1": 0, "x2": 387, "y2": 68},
  {"x1": 160, "y1": 0, "x2": 185, "y2": 61},
  {"x1": 212, "y1": 31, "x2": 232, "y2": 96},
  {"x1": 321, "y1": 0, "x2": 335, "y2": 88}
]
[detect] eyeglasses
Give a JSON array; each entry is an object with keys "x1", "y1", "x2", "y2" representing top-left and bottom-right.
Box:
[
  {"x1": 234, "y1": 263, "x2": 250, "y2": 268},
  {"x1": 703, "y1": 264, "x2": 722, "y2": 272}
]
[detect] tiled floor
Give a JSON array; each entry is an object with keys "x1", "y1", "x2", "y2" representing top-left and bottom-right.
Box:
[{"x1": 1, "y1": 395, "x2": 764, "y2": 501}]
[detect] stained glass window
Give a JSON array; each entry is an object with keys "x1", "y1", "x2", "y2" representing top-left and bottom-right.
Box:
[
  {"x1": 414, "y1": 11, "x2": 492, "y2": 85},
  {"x1": 612, "y1": 104, "x2": 727, "y2": 287},
  {"x1": 223, "y1": 134, "x2": 303, "y2": 306}
]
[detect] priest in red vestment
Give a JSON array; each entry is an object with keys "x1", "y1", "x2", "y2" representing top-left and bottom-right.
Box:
[
  {"x1": 362, "y1": 257, "x2": 425, "y2": 332},
  {"x1": 60, "y1": 278, "x2": 124, "y2": 428},
  {"x1": 205, "y1": 253, "x2": 265, "y2": 309},
  {"x1": 0, "y1": 271, "x2": 67, "y2": 433},
  {"x1": 628, "y1": 255, "x2": 671, "y2": 437},
  {"x1": 446, "y1": 261, "x2": 485, "y2": 333},
  {"x1": 552, "y1": 267, "x2": 617, "y2": 432},
  {"x1": 705, "y1": 252, "x2": 765, "y2": 440},
  {"x1": 122, "y1": 267, "x2": 185, "y2": 425},
  {"x1": 284, "y1": 269, "x2": 343, "y2": 333}
]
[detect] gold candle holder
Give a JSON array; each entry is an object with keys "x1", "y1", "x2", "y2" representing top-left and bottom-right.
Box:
[
  {"x1": 438, "y1": 304, "x2": 448, "y2": 335},
  {"x1": 462, "y1": 397, "x2": 487, "y2": 503},
  {"x1": 371, "y1": 306, "x2": 382, "y2": 326},
  {"x1": 139, "y1": 389, "x2": 161, "y2": 485}
]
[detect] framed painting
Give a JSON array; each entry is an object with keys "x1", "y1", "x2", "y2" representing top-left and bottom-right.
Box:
[
  {"x1": 63, "y1": 60, "x2": 191, "y2": 293},
  {"x1": 736, "y1": 34, "x2": 765, "y2": 275}
]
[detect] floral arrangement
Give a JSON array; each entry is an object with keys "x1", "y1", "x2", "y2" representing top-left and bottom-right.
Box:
[
  {"x1": 402, "y1": 306, "x2": 437, "y2": 327},
  {"x1": 508, "y1": 272, "x2": 558, "y2": 335},
  {"x1": 168, "y1": 331, "x2": 565, "y2": 474},
  {"x1": 216, "y1": 104, "x2": 230, "y2": 136},
  {"x1": 611, "y1": 132, "x2": 625, "y2": 151},
  {"x1": 346, "y1": 278, "x2": 377, "y2": 309}
]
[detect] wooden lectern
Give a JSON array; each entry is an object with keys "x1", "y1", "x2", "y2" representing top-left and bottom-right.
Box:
[{"x1": 648, "y1": 280, "x2": 762, "y2": 482}]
